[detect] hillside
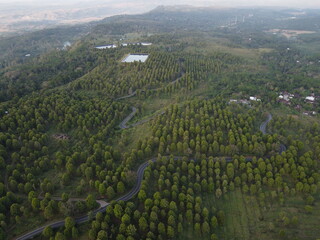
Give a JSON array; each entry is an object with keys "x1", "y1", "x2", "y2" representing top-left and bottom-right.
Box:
[{"x1": 0, "y1": 6, "x2": 320, "y2": 240}]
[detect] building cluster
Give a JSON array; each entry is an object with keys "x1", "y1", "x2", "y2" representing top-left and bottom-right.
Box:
[
  {"x1": 302, "y1": 111, "x2": 317, "y2": 116},
  {"x1": 278, "y1": 91, "x2": 294, "y2": 105},
  {"x1": 277, "y1": 91, "x2": 318, "y2": 116},
  {"x1": 95, "y1": 42, "x2": 152, "y2": 49},
  {"x1": 229, "y1": 92, "x2": 318, "y2": 117},
  {"x1": 229, "y1": 96, "x2": 261, "y2": 105}
]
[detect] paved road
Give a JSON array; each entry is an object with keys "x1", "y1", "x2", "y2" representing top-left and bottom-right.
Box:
[
  {"x1": 15, "y1": 199, "x2": 109, "y2": 240},
  {"x1": 119, "y1": 107, "x2": 165, "y2": 129},
  {"x1": 259, "y1": 113, "x2": 286, "y2": 153},
  {"x1": 116, "y1": 68, "x2": 185, "y2": 129},
  {"x1": 16, "y1": 113, "x2": 285, "y2": 240},
  {"x1": 119, "y1": 106, "x2": 137, "y2": 129},
  {"x1": 130, "y1": 110, "x2": 165, "y2": 128},
  {"x1": 259, "y1": 113, "x2": 272, "y2": 134},
  {"x1": 115, "y1": 91, "x2": 137, "y2": 101},
  {"x1": 16, "y1": 153, "x2": 252, "y2": 240}
]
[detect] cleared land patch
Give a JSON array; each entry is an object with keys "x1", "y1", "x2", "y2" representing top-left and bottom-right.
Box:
[
  {"x1": 121, "y1": 54, "x2": 149, "y2": 63},
  {"x1": 266, "y1": 29, "x2": 316, "y2": 38}
]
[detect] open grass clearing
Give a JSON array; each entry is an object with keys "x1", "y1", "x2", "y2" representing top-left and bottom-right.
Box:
[
  {"x1": 180, "y1": 34, "x2": 273, "y2": 63},
  {"x1": 113, "y1": 120, "x2": 152, "y2": 154},
  {"x1": 201, "y1": 189, "x2": 320, "y2": 240},
  {"x1": 260, "y1": 195, "x2": 320, "y2": 240}
]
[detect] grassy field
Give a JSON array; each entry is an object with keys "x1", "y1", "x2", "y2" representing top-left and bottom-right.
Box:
[
  {"x1": 203, "y1": 189, "x2": 261, "y2": 240},
  {"x1": 178, "y1": 189, "x2": 320, "y2": 240},
  {"x1": 181, "y1": 34, "x2": 273, "y2": 63},
  {"x1": 113, "y1": 121, "x2": 152, "y2": 154},
  {"x1": 8, "y1": 215, "x2": 46, "y2": 239},
  {"x1": 261, "y1": 195, "x2": 320, "y2": 240}
]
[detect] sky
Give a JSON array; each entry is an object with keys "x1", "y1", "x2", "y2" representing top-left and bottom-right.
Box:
[{"x1": 0, "y1": 0, "x2": 320, "y2": 8}]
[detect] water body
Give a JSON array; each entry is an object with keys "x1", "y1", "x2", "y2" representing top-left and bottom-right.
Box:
[{"x1": 122, "y1": 54, "x2": 149, "y2": 63}]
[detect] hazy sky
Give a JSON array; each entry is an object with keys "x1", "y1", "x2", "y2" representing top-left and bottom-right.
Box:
[{"x1": 0, "y1": 0, "x2": 320, "y2": 8}]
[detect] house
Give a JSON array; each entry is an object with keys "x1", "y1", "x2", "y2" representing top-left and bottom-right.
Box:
[
  {"x1": 280, "y1": 91, "x2": 294, "y2": 101},
  {"x1": 228, "y1": 99, "x2": 250, "y2": 105},
  {"x1": 239, "y1": 99, "x2": 250, "y2": 105},
  {"x1": 278, "y1": 91, "x2": 294, "y2": 105},
  {"x1": 305, "y1": 96, "x2": 315, "y2": 102},
  {"x1": 95, "y1": 44, "x2": 117, "y2": 49},
  {"x1": 303, "y1": 111, "x2": 316, "y2": 116},
  {"x1": 249, "y1": 96, "x2": 261, "y2": 101},
  {"x1": 278, "y1": 99, "x2": 291, "y2": 105}
]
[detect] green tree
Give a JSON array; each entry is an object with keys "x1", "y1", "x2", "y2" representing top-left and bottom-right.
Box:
[
  {"x1": 117, "y1": 181, "x2": 125, "y2": 194},
  {"x1": 167, "y1": 225, "x2": 175, "y2": 238},
  {"x1": 158, "y1": 222, "x2": 166, "y2": 236},
  {"x1": 107, "y1": 186, "x2": 115, "y2": 199},
  {"x1": 42, "y1": 226, "x2": 53, "y2": 238},
  {"x1": 139, "y1": 216, "x2": 148, "y2": 232},
  {"x1": 65, "y1": 217, "x2": 75, "y2": 230},
  {"x1": 97, "y1": 230, "x2": 107, "y2": 240},
  {"x1": 211, "y1": 216, "x2": 218, "y2": 229},
  {"x1": 202, "y1": 221, "x2": 210, "y2": 235},
  {"x1": 55, "y1": 232, "x2": 66, "y2": 240},
  {"x1": 126, "y1": 224, "x2": 137, "y2": 237},
  {"x1": 86, "y1": 194, "x2": 96, "y2": 210},
  {"x1": 72, "y1": 227, "x2": 79, "y2": 239}
]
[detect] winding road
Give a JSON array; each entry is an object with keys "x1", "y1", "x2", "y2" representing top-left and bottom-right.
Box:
[
  {"x1": 117, "y1": 64, "x2": 186, "y2": 129},
  {"x1": 16, "y1": 113, "x2": 282, "y2": 240},
  {"x1": 259, "y1": 113, "x2": 287, "y2": 153},
  {"x1": 115, "y1": 91, "x2": 137, "y2": 101},
  {"x1": 119, "y1": 106, "x2": 137, "y2": 129},
  {"x1": 259, "y1": 113, "x2": 272, "y2": 134}
]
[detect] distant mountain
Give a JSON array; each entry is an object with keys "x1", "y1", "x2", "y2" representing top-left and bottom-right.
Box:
[{"x1": 1, "y1": 5, "x2": 319, "y2": 70}]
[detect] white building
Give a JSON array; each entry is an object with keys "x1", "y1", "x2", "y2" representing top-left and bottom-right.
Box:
[
  {"x1": 305, "y1": 96, "x2": 315, "y2": 102},
  {"x1": 249, "y1": 96, "x2": 261, "y2": 101},
  {"x1": 278, "y1": 92, "x2": 294, "y2": 102},
  {"x1": 95, "y1": 44, "x2": 117, "y2": 49}
]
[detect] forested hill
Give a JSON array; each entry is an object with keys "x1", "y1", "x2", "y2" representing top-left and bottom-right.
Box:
[
  {"x1": 1, "y1": 6, "x2": 320, "y2": 103},
  {"x1": 1, "y1": 5, "x2": 320, "y2": 240},
  {"x1": 2, "y1": 6, "x2": 319, "y2": 70}
]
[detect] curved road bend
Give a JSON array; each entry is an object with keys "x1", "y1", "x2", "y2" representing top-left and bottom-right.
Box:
[
  {"x1": 15, "y1": 152, "x2": 259, "y2": 240},
  {"x1": 259, "y1": 113, "x2": 272, "y2": 134},
  {"x1": 259, "y1": 113, "x2": 286, "y2": 153},
  {"x1": 129, "y1": 110, "x2": 166, "y2": 128},
  {"x1": 16, "y1": 113, "x2": 281, "y2": 240},
  {"x1": 15, "y1": 199, "x2": 109, "y2": 240},
  {"x1": 116, "y1": 69, "x2": 186, "y2": 129},
  {"x1": 115, "y1": 91, "x2": 137, "y2": 101},
  {"x1": 119, "y1": 106, "x2": 137, "y2": 129},
  {"x1": 119, "y1": 107, "x2": 165, "y2": 129},
  {"x1": 15, "y1": 159, "x2": 159, "y2": 240}
]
